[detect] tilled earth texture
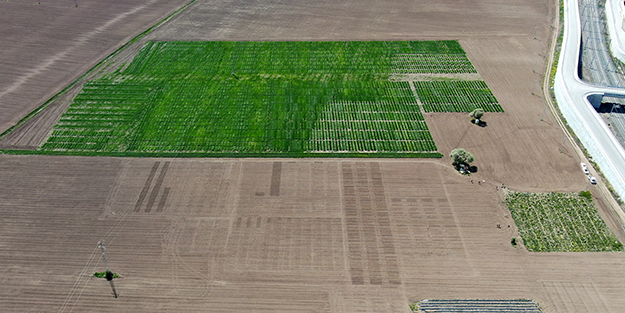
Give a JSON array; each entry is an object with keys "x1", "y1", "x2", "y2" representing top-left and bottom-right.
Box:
[
  {"x1": 0, "y1": 0, "x2": 189, "y2": 136},
  {"x1": 0, "y1": 156, "x2": 623, "y2": 313},
  {"x1": 2, "y1": 0, "x2": 624, "y2": 313}
]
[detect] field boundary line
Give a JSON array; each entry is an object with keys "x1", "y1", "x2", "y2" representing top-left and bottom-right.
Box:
[{"x1": 0, "y1": 0, "x2": 200, "y2": 143}]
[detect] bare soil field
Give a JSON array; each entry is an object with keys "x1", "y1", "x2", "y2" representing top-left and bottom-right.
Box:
[
  {"x1": 428, "y1": 36, "x2": 587, "y2": 192},
  {"x1": 0, "y1": 0, "x2": 190, "y2": 135},
  {"x1": 1, "y1": 156, "x2": 624, "y2": 313},
  {"x1": 2, "y1": 0, "x2": 624, "y2": 312}
]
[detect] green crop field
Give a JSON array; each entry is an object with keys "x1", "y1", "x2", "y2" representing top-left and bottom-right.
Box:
[
  {"x1": 414, "y1": 80, "x2": 503, "y2": 113},
  {"x1": 34, "y1": 40, "x2": 499, "y2": 157},
  {"x1": 505, "y1": 191, "x2": 623, "y2": 252},
  {"x1": 391, "y1": 54, "x2": 477, "y2": 74}
]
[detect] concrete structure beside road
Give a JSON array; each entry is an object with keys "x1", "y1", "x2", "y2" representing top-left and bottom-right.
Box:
[
  {"x1": 554, "y1": 0, "x2": 625, "y2": 199},
  {"x1": 606, "y1": 0, "x2": 625, "y2": 62}
]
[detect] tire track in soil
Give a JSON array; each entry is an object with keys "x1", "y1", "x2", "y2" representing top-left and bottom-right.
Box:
[{"x1": 341, "y1": 162, "x2": 401, "y2": 286}]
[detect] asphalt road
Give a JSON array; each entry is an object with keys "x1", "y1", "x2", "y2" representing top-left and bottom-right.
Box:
[
  {"x1": 579, "y1": 0, "x2": 625, "y2": 149},
  {"x1": 580, "y1": 0, "x2": 622, "y2": 87},
  {"x1": 554, "y1": 0, "x2": 625, "y2": 199}
]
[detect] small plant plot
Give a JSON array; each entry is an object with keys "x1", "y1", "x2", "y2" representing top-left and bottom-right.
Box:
[
  {"x1": 505, "y1": 191, "x2": 623, "y2": 252},
  {"x1": 37, "y1": 40, "x2": 494, "y2": 157},
  {"x1": 414, "y1": 80, "x2": 503, "y2": 113}
]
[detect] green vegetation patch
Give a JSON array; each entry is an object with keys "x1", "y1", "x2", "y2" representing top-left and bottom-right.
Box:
[
  {"x1": 414, "y1": 80, "x2": 503, "y2": 113},
  {"x1": 94, "y1": 271, "x2": 119, "y2": 279},
  {"x1": 391, "y1": 54, "x2": 476, "y2": 74},
  {"x1": 506, "y1": 191, "x2": 623, "y2": 252},
  {"x1": 37, "y1": 40, "x2": 493, "y2": 157}
]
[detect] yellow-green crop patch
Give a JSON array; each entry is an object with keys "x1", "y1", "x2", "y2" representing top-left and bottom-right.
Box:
[
  {"x1": 506, "y1": 191, "x2": 623, "y2": 252},
  {"x1": 414, "y1": 80, "x2": 503, "y2": 113},
  {"x1": 36, "y1": 41, "x2": 497, "y2": 157}
]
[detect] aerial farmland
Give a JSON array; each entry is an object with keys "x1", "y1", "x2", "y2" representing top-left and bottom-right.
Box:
[{"x1": 1, "y1": 0, "x2": 625, "y2": 312}]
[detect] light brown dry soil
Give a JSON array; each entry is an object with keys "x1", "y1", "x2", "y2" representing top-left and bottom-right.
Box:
[{"x1": 2, "y1": 0, "x2": 624, "y2": 312}]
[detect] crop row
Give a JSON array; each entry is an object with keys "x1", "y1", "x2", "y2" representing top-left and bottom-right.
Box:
[
  {"x1": 310, "y1": 129, "x2": 432, "y2": 141},
  {"x1": 306, "y1": 140, "x2": 437, "y2": 152},
  {"x1": 121, "y1": 41, "x2": 472, "y2": 80},
  {"x1": 325, "y1": 100, "x2": 419, "y2": 112},
  {"x1": 315, "y1": 119, "x2": 428, "y2": 131},
  {"x1": 43, "y1": 139, "x2": 438, "y2": 154},
  {"x1": 391, "y1": 54, "x2": 477, "y2": 74},
  {"x1": 414, "y1": 80, "x2": 503, "y2": 112},
  {"x1": 316, "y1": 111, "x2": 424, "y2": 122},
  {"x1": 42, "y1": 77, "x2": 433, "y2": 155},
  {"x1": 506, "y1": 192, "x2": 622, "y2": 252}
]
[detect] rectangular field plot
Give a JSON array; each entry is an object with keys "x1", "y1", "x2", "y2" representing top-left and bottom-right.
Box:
[
  {"x1": 391, "y1": 54, "x2": 476, "y2": 74},
  {"x1": 42, "y1": 79, "x2": 438, "y2": 156},
  {"x1": 123, "y1": 40, "x2": 470, "y2": 78},
  {"x1": 505, "y1": 191, "x2": 623, "y2": 252},
  {"x1": 414, "y1": 80, "x2": 503, "y2": 113},
  {"x1": 37, "y1": 40, "x2": 492, "y2": 157}
]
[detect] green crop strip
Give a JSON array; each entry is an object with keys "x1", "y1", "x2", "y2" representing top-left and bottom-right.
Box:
[
  {"x1": 391, "y1": 54, "x2": 477, "y2": 74},
  {"x1": 414, "y1": 80, "x2": 503, "y2": 113},
  {"x1": 506, "y1": 191, "x2": 623, "y2": 252},
  {"x1": 33, "y1": 41, "x2": 498, "y2": 157}
]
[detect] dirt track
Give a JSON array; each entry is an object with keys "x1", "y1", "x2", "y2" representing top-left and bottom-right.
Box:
[{"x1": 2, "y1": 0, "x2": 625, "y2": 312}]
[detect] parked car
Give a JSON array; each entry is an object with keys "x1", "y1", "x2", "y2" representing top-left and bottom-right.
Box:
[
  {"x1": 581, "y1": 162, "x2": 590, "y2": 175},
  {"x1": 588, "y1": 175, "x2": 597, "y2": 184}
]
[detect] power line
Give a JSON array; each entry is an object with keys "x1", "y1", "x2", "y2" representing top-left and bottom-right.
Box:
[{"x1": 98, "y1": 241, "x2": 118, "y2": 298}]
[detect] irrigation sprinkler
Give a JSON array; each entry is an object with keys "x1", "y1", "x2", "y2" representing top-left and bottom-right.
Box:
[{"x1": 98, "y1": 241, "x2": 118, "y2": 298}]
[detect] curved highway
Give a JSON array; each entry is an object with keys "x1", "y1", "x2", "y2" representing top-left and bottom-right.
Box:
[{"x1": 554, "y1": 0, "x2": 625, "y2": 199}]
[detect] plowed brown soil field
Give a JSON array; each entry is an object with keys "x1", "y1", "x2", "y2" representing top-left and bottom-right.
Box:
[
  {"x1": 1, "y1": 157, "x2": 623, "y2": 312},
  {"x1": 2, "y1": 0, "x2": 625, "y2": 312},
  {"x1": 0, "y1": 0, "x2": 189, "y2": 135}
]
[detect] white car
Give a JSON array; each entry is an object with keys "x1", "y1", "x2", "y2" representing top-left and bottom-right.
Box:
[
  {"x1": 581, "y1": 162, "x2": 590, "y2": 175},
  {"x1": 588, "y1": 175, "x2": 597, "y2": 184}
]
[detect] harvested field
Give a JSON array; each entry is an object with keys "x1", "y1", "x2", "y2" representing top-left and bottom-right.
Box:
[
  {"x1": 1, "y1": 156, "x2": 625, "y2": 313},
  {"x1": 0, "y1": 0, "x2": 190, "y2": 135},
  {"x1": 2, "y1": 0, "x2": 625, "y2": 312},
  {"x1": 427, "y1": 36, "x2": 585, "y2": 191}
]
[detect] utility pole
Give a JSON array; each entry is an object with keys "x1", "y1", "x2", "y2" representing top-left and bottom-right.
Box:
[{"x1": 98, "y1": 241, "x2": 118, "y2": 298}]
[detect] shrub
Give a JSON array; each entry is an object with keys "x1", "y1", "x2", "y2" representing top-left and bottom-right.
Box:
[
  {"x1": 94, "y1": 271, "x2": 119, "y2": 279},
  {"x1": 450, "y1": 148, "x2": 474, "y2": 167},
  {"x1": 579, "y1": 190, "x2": 592, "y2": 201}
]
